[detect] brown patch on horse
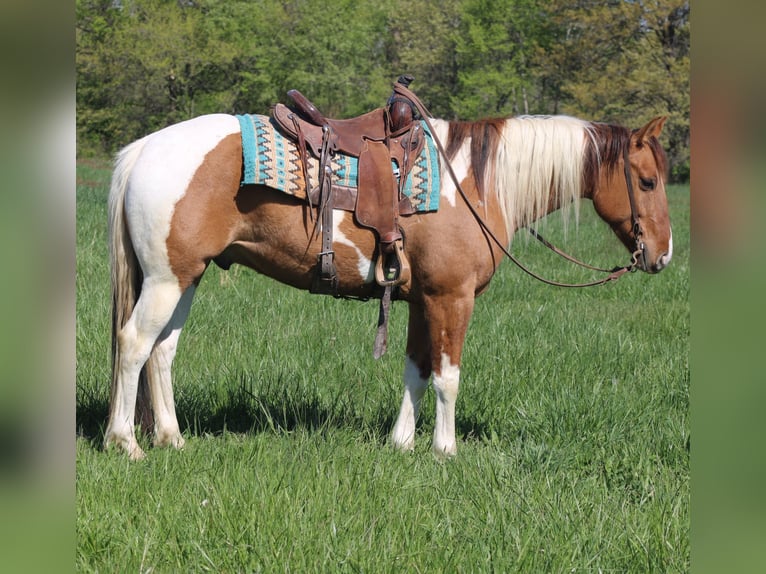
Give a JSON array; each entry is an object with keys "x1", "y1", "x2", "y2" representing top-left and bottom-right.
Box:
[
  {"x1": 401, "y1": 171, "x2": 506, "y2": 303},
  {"x1": 166, "y1": 133, "x2": 244, "y2": 289},
  {"x1": 168, "y1": 132, "x2": 383, "y2": 296},
  {"x1": 404, "y1": 302, "x2": 433, "y2": 379},
  {"x1": 446, "y1": 119, "x2": 505, "y2": 203}
]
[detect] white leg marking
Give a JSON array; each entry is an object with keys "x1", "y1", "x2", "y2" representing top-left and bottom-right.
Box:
[
  {"x1": 432, "y1": 353, "x2": 460, "y2": 456},
  {"x1": 105, "y1": 317, "x2": 149, "y2": 460},
  {"x1": 391, "y1": 357, "x2": 429, "y2": 451},
  {"x1": 105, "y1": 281, "x2": 184, "y2": 460},
  {"x1": 333, "y1": 211, "x2": 375, "y2": 283},
  {"x1": 150, "y1": 285, "x2": 196, "y2": 449}
]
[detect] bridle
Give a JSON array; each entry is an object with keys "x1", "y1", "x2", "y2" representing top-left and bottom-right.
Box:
[
  {"x1": 622, "y1": 142, "x2": 647, "y2": 272},
  {"x1": 394, "y1": 82, "x2": 646, "y2": 288}
]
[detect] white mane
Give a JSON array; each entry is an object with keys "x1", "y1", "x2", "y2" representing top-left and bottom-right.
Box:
[
  {"x1": 496, "y1": 115, "x2": 596, "y2": 239},
  {"x1": 432, "y1": 115, "x2": 597, "y2": 241}
]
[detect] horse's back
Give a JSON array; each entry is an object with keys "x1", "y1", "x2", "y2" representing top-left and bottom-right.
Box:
[{"x1": 130, "y1": 114, "x2": 240, "y2": 176}]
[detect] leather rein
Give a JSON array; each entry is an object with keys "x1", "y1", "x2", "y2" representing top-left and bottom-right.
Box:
[{"x1": 394, "y1": 83, "x2": 645, "y2": 288}]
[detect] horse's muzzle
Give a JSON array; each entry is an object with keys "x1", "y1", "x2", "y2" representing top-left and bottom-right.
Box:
[
  {"x1": 642, "y1": 249, "x2": 672, "y2": 274},
  {"x1": 652, "y1": 251, "x2": 672, "y2": 273},
  {"x1": 633, "y1": 242, "x2": 671, "y2": 274}
]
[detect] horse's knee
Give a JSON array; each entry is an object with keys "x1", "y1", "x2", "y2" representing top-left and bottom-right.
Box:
[{"x1": 432, "y1": 358, "x2": 460, "y2": 402}]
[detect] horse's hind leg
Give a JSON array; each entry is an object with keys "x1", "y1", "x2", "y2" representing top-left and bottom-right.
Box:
[
  {"x1": 105, "y1": 279, "x2": 184, "y2": 460},
  {"x1": 146, "y1": 284, "x2": 196, "y2": 449}
]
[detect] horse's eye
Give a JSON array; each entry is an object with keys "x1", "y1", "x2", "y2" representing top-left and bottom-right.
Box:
[{"x1": 639, "y1": 176, "x2": 656, "y2": 191}]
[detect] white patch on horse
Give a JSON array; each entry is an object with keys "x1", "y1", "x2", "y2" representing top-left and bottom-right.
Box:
[
  {"x1": 391, "y1": 357, "x2": 429, "y2": 451},
  {"x1": 432, "y1": 352, "x2": 460, "y2": 456},
  {"x1": 430, "y1": 119, "x2": 470, "y2": 208},
  {"x1": 125, "y1": 114, "x2": 240, "y2": 276},
  {"x1": 333, "y1": 211, "x2": 375, "y2": 282}
]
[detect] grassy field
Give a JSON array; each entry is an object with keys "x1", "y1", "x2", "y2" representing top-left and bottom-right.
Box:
[{"x1": 76, "y1": 160, "x2": 689, "y2": 572}]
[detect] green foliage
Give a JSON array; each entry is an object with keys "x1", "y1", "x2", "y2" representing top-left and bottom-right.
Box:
[
  {"x1": 385, "y1": 0, "x2": 462, "y2": 118},
  {"x1": 76, "y1": 0, "x2": 689, "y2": 181},
  {"x1": 77, "y1": 0, "x2": 234, "y2": 153},
  {"x1": 453, "y1": 0, "x2": 541, "y2": 117}
]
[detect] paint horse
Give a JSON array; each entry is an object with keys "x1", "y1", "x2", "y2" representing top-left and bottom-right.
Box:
[{"x1": 104, "y1": 94, "x2": 672, "y2": 460}]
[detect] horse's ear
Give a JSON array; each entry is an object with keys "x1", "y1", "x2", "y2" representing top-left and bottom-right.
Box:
[{"x1": 634, "y1": 116, "x2": 668, "y2": 145}]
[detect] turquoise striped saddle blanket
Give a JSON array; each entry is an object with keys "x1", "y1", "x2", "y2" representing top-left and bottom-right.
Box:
[{"x1": 235, "y1": 114, "x2": 440, "y2": 213}]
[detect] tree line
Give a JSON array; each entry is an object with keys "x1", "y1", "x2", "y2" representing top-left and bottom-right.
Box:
[{"x1": 77, "y1": 0, "x2": 689, "y2": 181}]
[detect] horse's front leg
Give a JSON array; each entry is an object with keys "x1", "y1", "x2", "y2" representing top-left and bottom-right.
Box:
[
  {"x1": 426, "y1": 293, "x2": 474, "y2": 456},
  {"x1": 392, "y1": 295, "x2": 474, "y2": 455},
  {"x1": 391, "y1": 303, "x2": 432, "y2": 451}
]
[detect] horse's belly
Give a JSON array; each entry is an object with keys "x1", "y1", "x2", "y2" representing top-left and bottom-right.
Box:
[{"x1": 222, "y1": 200, "x2": 380, "y2": 296}]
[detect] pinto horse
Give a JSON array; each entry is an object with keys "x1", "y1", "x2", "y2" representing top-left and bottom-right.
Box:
[{"x1": 104, "y1": 111, "x2": 672, "y2": 460}]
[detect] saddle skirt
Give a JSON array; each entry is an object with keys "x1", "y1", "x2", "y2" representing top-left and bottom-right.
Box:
[{"x1": 235, "y1": 114, "x2": 440, "y2": 213}]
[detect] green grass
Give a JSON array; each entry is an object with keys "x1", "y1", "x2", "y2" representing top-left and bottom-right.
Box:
[{"x1": 76, "y1": 162, "x2": 689, "y2": 572}]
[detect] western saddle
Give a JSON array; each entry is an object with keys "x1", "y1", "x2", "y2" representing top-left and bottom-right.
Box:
[{"x1": 271, "y1": 75, "x2": 426, "y2": 297}]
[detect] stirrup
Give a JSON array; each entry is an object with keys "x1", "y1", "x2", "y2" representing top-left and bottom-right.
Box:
[{"x1": 374, "y1": 239, "x2": 411, "y2": 287}]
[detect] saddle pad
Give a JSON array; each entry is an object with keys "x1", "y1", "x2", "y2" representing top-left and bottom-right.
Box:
[{"x1": 235, "y1": 114, "x2": 440, "y2": 212}]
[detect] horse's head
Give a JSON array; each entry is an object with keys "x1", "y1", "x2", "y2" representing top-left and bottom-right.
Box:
[{"x1": 590, "y1": 116, "x2": 672, "y2": 274}]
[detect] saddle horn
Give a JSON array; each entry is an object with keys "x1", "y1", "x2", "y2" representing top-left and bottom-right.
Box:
[
  {"x1": 387, "y1": 75, "x2": 416, "y2": 134},
  {"x1": 287, "y1": 89, "x2": 327, "y2": 126}
]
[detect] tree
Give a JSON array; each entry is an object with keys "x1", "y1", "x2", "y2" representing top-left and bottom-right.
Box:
[
  {"x1": 532, "y1": 0, "x2": 689, "y2": 181},
  {"x1": 385, "y1": 0, "x2": 461, "y2": 118},
  {"x1": 76, "y1": 0, "x2": 689, "y2": 181},
  {"x1": 77, "y1": 0, "x2": 226, "y2": 152},
  {"x1": 452, "y1": 0, "x2": 543, "y2": 118}
]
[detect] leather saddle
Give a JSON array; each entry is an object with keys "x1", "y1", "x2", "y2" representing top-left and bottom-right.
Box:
[{"x1": 271, "y1": 75, "x2": 425, "y2": 294}]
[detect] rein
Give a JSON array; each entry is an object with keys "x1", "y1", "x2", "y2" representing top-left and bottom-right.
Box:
[{"x1": 394, "y1": 83, "x2": 644, "y2": 288}]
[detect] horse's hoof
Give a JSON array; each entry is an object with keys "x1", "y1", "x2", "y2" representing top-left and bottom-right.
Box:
[
  {"x1": 432, "y1": 443, "x2": 457, "y2": 460},
  {"x1": 105, "y1": 432, "x2": 146, "y2": 460},
  {"x1": 154, "y1": 430, "x2": 185, "y2": 450},
  {"x1": 128, "y1": 445, "x2": 147, "y2": 461},
  {"x1": 391, "y1": 439, "x2": 415, "y2": 453},
  {"x1": 391, "y1": 430, "x2": 416, "y2": 452}
]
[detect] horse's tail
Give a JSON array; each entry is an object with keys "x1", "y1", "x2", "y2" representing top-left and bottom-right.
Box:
[{"x1": 108, "y1": 136, "x2": 153, "y2": 432}]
